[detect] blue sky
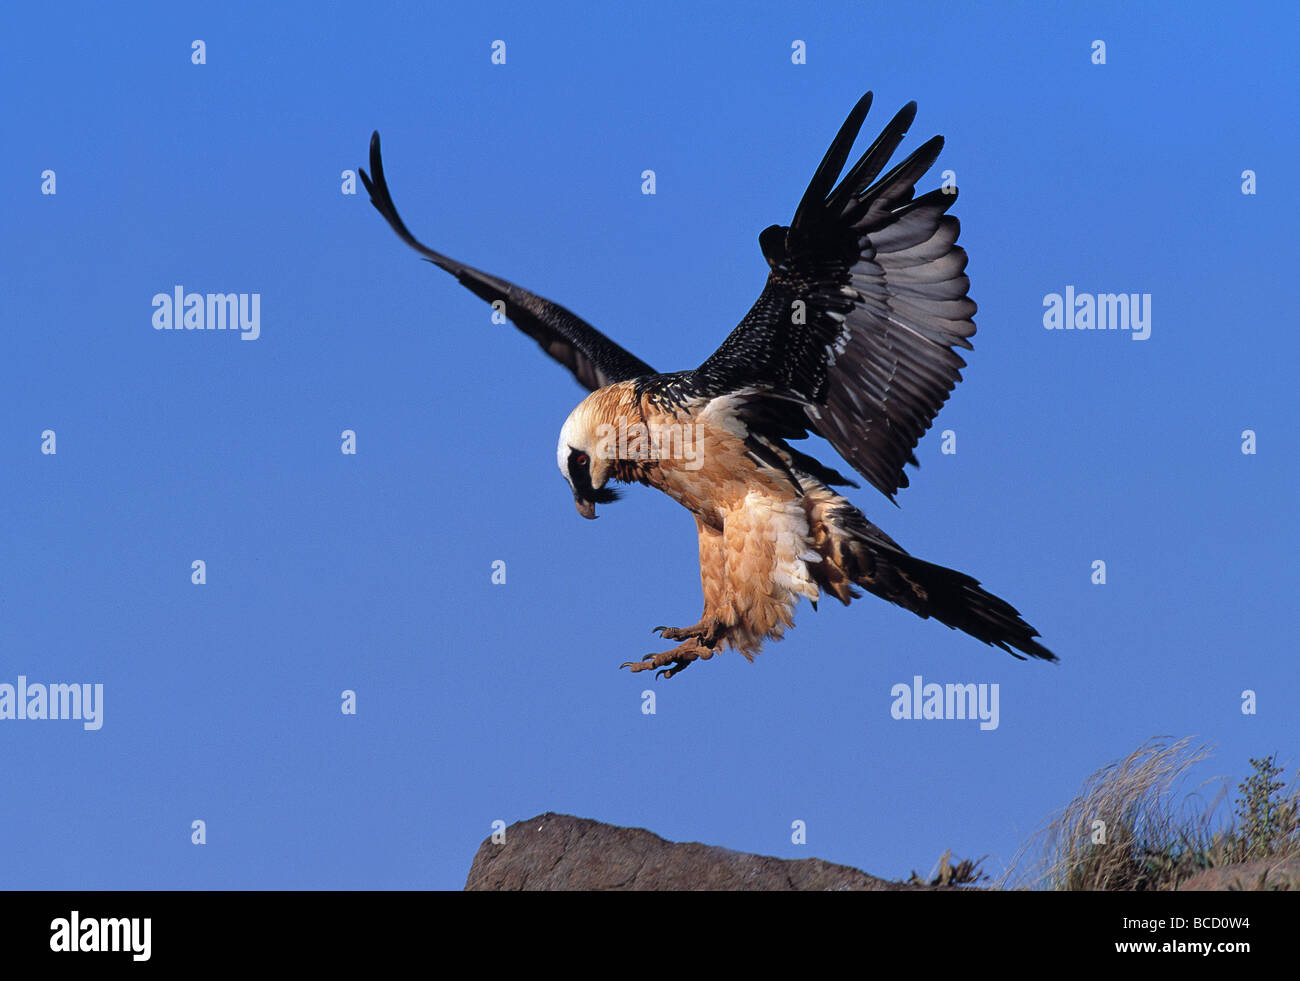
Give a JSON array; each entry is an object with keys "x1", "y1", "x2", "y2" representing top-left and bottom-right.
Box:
[{"x1": 2, "y1": 0, "x2": 1295, "y2": 889}]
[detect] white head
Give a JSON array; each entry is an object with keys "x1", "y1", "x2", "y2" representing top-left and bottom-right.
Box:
[{"x1": 556, "y1": 398, "x2": 621, "y2": 519}]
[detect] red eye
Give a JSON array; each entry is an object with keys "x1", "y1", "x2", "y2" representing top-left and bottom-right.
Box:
[{"x1": 576, "y1": 453, "x2": 589, "y2": 467}]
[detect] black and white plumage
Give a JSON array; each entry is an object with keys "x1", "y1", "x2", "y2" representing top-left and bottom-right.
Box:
[
  {"x1": 361, "y1": 92, "x2": 1056, "y2": 677},
  {"x1": 691, "y1": 96, "x2": 973, "y2": 502}
]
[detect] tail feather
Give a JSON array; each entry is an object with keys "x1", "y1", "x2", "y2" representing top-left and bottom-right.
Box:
[
  {"x1": 805, "y1": 495, "x2": 1056, "y2": 662},
  {"x1": 865, "y1": 547, "x2": 1058, "y2": 662}
]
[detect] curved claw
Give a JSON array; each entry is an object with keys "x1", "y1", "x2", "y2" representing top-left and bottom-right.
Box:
[
  {"x1": 622, "y1": 642, "x2": 707, "y2": 679},
  {"x1": 620, "y1": 653, "x2": 658, "y2": 672},
  {"x1": 657, "y1": 659, "x2": 694, "y2": 680}
]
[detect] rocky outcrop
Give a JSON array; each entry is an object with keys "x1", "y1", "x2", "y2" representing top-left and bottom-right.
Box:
[
  {"x1": 465, "y1": 812, "x2": 939, "y2": 891},
  {"x1": 1177, "y1": 856, "x2": 1300, "y2": 891}
]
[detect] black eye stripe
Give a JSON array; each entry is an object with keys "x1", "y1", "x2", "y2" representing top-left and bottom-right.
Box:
[
  {"x1": 566, "y1": 446, "x2": 620, "y2": 504},
  {"x1": 567, "y1": 447, "x2": 594, "y2": 493}
]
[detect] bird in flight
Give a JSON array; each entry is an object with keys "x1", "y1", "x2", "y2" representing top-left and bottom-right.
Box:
[{"x1": 360, "y1": 92, "x2": 1056, "y2": 678}]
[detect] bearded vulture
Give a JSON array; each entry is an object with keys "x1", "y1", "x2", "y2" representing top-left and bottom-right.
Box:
[{"x1": 360, "y1": 92, "x2": 1056, "y2": 678}]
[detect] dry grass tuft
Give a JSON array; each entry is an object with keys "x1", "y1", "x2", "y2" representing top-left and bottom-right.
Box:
[{"x1": 1000, "y1": 737, "x2": 1300, "y2": 890}]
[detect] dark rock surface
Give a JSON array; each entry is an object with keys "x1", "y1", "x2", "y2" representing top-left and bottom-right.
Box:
[{"x1": 464, "y1": 812, "x2": 938, "y2": 891}]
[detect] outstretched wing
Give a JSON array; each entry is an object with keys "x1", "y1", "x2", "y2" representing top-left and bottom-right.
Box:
[
  {"x1": 691, "y1": 93, "x2": 976, "y2": 501},
  {"x1": 360, "y1": 132, "x2": 656, "y2": 391}
]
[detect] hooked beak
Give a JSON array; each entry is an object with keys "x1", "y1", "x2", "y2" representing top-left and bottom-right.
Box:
[{"x1": 574, "y1": 497, "x2": 598, "y2": 520}]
